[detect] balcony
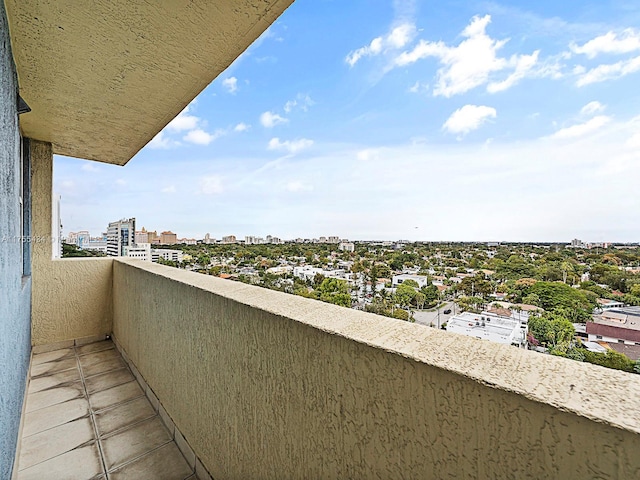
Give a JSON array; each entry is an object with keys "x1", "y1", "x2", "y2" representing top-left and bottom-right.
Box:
[
  {"x1": 13, "y1": 256, "x2": 640, "y2": 479},
  {"x1": 4, "y1": 2, "x2": 640, "y2": 478}
]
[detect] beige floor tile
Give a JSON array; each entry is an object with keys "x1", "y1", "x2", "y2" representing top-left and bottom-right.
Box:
[
  {"x1": 95, "y1": 396, "x2": 156, "y2": 437},
  {"x1": 79, "y1": 349, "x2": 121, "y2": 369},
  {"x1": 26, "y1": 383, "x2": 85, "y2": 413},
  {"x1": 107, "y1": 443, "x2": 193, "y2": 480},
  {"x1": 101, "y1": 417, "x2": 172, "y2": 471},
  {"x1": 23, "y1": 398, "x2": 90, "y2": 437},
  {"x1": 31, "y1": 357, "x2": 78, "y2": 377},
  {"x1": 18, "y1": 417, "x2": 95, "y2": 471},
  {"x1": 91, "y1": 381, "x2": 144, "y2": 412},
  {"x1": 28, "y1": 368, "x2": 82, "y2": 393},
  {"x1": 85, "y1": 368, "x2": 135, "y2": 395},
  {"x1": 76, "y1": 340, "x2": 115, "y2": 356},
  {"x1": 31, "y1": 348, "x2": 75, "y2": 366},
  {"x1": 17, "y1": 443, "x2": 103, "y2": 480},
  {"x1": 82, "y1": 356, "x2": 127, "y2": 377}
]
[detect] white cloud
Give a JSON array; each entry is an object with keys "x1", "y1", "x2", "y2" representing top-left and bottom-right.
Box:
[
  {"x1": 580, "y1": 101, "x2": 605, "y2": 116},
  {"x1": 161, "y1": 185, "x2": 176, "y2": 194},
  {"x1": 487, "y1": 51, "x2": 540, "y2": 93},
  {"x1": 549, "y1": 115, "x2": 611, "y2": 140},
  {"x1": 260, "y1": 111, "x2": 288, "y2": 128},
  {"x1": 183, "y1": 129, "x2": 225, "y2": 145},
  {"x1": 395, "y1": 15, "x2": 544, "y2": 97},
  {"x1": 346, "y1": 23, "x2": 416, "y2": 67},
  {"x1": 148, "y1": 132, "x2": 172, "y2": 149},
  {"x1": 286, "y1": 181, "x2": 314, "y2": 192},
  {"x1": 234, "y1": 122, "x2": 250, "y2": 132},
  {"x1": 356, "y1": 148, "x2": 380, "y2": 161},
  {"x1": 284, "y1": 94, "x2": 315, "y2": 113},
  {"x1": 166, "y1": 106, "x2": 199, "y2": 132},
  {"x1": 59, "y1": 180, "x2": 75, "y2": 190},
  {"x1": 268, "y1": 137, "x2": 314, "y2": 154},
  {"x1": 626, "y1": 132, "x2": 640, "y2": 149},
  {"x1": 387, "y1": 23, "x2": 416, "y2": 49},
  {"x1": 115, "y1": 179, "x2": 127, "y2": 186},
  {"x1": 570, "y1": 29, "x2": 640, "y2": 58},
  {"x1": 396, "y1": 15, "x2": 507, "y2": 96},
  {"x1": 443, "y1": 105, "x2": 497, "y2": 136},
  {"x1": 199, "y1": 175, "x2": 224, "y2": 195},
  {"x1": 575, "y1": 55, "x2": 640, "y2": 86},
  {"x1": 81, "y1": 163, "x2": 99, "y2": 173},
  {"x1": 222, "y1": 77, "x2": 238, "y2": 94},
  {"x1": 408, "y1": 81, "x2": 429, "y2": 93},
  {"x1": 572, "y1": 65, "x2": 586, "y2": 75}
]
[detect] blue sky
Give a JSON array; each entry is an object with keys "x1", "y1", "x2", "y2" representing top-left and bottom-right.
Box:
[{"x1": 55, "y1": 0, "x2": 640, "y2": 242}]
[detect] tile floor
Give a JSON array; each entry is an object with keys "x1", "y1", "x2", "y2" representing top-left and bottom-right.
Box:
[{"x1": 16, "y1": 340, "x2": 197, "y2": 480}]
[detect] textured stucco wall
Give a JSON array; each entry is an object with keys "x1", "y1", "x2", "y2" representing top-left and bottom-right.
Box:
[
  {"x1": 30, "y1": 141, "x2": 113, "y2": 346},
  {"x1": 0, "y1": 3, "x2": 31, "y2": 478},
  {"x1": 113, "y1": 259, "x2": 640, "y2": 480}
]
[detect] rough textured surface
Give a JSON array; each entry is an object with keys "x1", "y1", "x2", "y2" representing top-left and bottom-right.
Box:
[
  {"x1": 5, "y1": 0, "x2": 294, "y2": 165},
  {"x1": 30, "y1": 141, "x2": 113, "y2": 345},
  {"x1": 0, "y1": 3, "x2": 31, "y2": 478},
  {"x1": 113, "y1": 259, "x2": 640, "y2": 479}
]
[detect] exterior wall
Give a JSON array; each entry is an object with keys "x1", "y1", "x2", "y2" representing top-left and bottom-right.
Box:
[
  {"x1": 587, "y1": 322, "x2": 640, "y2": 343},
  {"x1": 113, "y1": 259, "x2": 640, "y2": 480},
  {"x1": 0, "y1": 3, "x2": 31, "y2": 478},
  {"x1": 30, "y1": 141, "x2": 113, "y2": 346}
]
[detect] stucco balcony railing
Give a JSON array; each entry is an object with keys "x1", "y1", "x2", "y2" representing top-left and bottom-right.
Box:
[{"x1": 23, "y1": 257, "x2": 640, "y2": 479}]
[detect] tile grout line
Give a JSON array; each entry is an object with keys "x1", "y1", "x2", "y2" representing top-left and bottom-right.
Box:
[
  {"x1": 102, "y1": 438, "x2": 175, "y2": 476},
  {"x1": 75, "y1": 345, "x2": 110, "y2": 479},
  {"x1": 111, "y1": 337, "x2": 205, "y2": 480}
]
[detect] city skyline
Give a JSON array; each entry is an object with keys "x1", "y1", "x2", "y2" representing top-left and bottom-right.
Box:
[
  {"x1": 54, "y1": 0, "x2": 640, "y2": 241},
  {"x1": 64, "y1": 221, "x2": 633, "y2": 247}
]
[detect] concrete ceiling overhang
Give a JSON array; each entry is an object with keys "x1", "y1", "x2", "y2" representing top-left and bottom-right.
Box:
[{"x1": 5, "y1": 0, "x2": 293, "y2": 165}]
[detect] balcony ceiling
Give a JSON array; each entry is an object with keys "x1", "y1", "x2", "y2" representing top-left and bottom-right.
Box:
[{"x1": 5, "y1": 0, "x2": 293, "y2": 165}]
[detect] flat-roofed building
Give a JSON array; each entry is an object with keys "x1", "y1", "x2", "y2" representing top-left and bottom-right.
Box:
[
  {"x1": 152, "y1": 248, "x2": 184, "y2": 263},
  {"x1": 446, "y1": 310, "x2": 529, "y2": 348},
  {"x1": 339, "y1": 241, "x2": 355, "y2": 252},
  {"x1": 588, "y1": 307, "x2": 640, "y2": 345},
  {"x1": 392, "y1": 274, "x2": 430, "y2": 288},
  {"x1": 125, "y1": 243, "x2": 151, "y2": 262},
  {"x1": 160, "y1": 231, "x2": 177, "y2": 245}
]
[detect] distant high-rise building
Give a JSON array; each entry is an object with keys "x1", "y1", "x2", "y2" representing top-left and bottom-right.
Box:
[
  {"x1": 570, "y1": 238, "x2": 584, "y2": 248},
  {"x1": 222, "y1": 235, "x2": 237, "y2": 244},
  {"x1": 135, "y1": 227, "x2": 149, "y2": 244},
  {"x1": 245, "y1": 236, "x2": 264, "y2": 245},
  {"x1": 147, "y1": 230, "x2": 159, "y2": 244},
  {"x1": 338, "y1": 242, "x2": 355, "y2": 252},
  {"x1": 66, "y1": 230, "x2": 90, "y2": 248},
  {"x1": 160, "y1": 231, "x2": 177, "y2": 245},
  {"x1": 107, "y1": 218, "x2": 136, "y2": 257}
]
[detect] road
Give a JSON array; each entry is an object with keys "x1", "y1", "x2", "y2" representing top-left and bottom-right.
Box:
[{"x1": 413, "y1": 301, "x2": 456, "y2": 328}]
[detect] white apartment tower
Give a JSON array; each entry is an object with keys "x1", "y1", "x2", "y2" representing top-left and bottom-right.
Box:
[
  {"x1": 107, "y1": 217, "x2": 136, "y2": 257},
  {"x1": 51, "y1": 193, "x2": 62, "y2": 259}
]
